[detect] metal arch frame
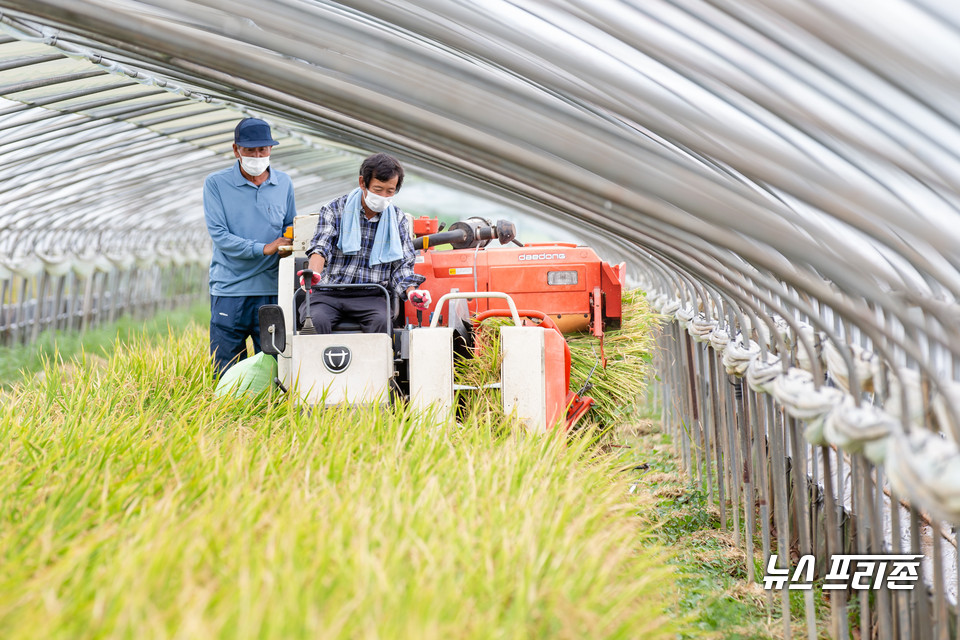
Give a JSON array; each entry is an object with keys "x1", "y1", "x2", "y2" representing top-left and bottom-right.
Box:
[
  {"x1": 0, "y1": 3, "x2": 951, "y2": 397},
  {"x1": 0, "y1": 4, "x2": 956, "y2": 637}
]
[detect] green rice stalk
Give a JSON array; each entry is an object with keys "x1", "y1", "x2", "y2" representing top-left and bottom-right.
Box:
[
  {"x1": 568, "y1": 289, "x2": 663, "y2": 428},
  {"x1": 0, "y1": 320, "x2": 680, "y2": 640},
  {"x1": 455, "y1": 289, "x2": 663, "y2": 430},
  {"x1": 452, "y1": 316, "x2": 513, "y2": 425}
]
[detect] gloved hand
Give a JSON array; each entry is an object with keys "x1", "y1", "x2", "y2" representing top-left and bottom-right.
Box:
[
  {"x1": 297, "y1": 269, "x2": 321, "y2": 291},
  {"x1": 409, "y1": 289, "x2": 432, "y2": 310}
]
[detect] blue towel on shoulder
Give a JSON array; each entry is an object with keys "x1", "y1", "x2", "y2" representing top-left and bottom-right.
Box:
[{"x1": 337, "y1": 187, "x2": 403, "y2": 266}]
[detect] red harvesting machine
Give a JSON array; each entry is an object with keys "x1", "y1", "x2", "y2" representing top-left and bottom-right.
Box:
[
  {"x1": 401, "y1": 216, "x2": 626, "y2": 429},
  {"x1": 265, "y1": 213, "x2": 626, "y2": 432}
]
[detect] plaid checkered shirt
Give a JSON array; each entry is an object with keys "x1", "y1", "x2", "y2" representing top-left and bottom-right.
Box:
[{"x1": 306, "y1": 194, "x2": 425, "y2": 298}]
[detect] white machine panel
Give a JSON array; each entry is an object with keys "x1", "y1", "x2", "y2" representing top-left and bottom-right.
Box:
[
  {"x1": 276, "y1": 255, "x2": 295, "y2": 385},
  {"x1": 290, "y1": 333, "x2": 393, "y2": 405},
  {"x1": 292, "y1": 212, "x2": 409, "y2": 255},
  {"x1": 408, "y1": 327, "x2": 454, "y2": 414},
  {"x1": 292, "y1": 213, "x2": 320, "y2": 255},
  {"x1": 500, "y1": 326, "x2": 546, "y2": 430}
]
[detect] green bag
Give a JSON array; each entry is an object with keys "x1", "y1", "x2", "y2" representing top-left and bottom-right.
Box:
[{"x1": 215, "y1": 351, "x2": 278, "y2": 398}]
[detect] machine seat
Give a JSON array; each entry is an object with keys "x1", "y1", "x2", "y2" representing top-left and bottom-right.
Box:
[
  {"x1": 290, "y1": 258, "x2": 399, "y2": 334},
  {"x1": 293, "y1": 286, "x2": 398, "y2": 334}
]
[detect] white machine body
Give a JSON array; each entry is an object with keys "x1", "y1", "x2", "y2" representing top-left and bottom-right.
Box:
[
  {"x1": 278, "y1": 212, "x2": 399, "y2": 407},
  {"x1": 500, "y1": 325, "x2": 548, "y2": 430},
  {"x1": 273, "y1": 223, "x2": 565, "y2": 426},
  {"x1": 413, "y1": 293, "x2": 566, "y2": 431},
  {"x1": 287, "y1": 333, "x2": 393, "y2": 405},
  {"x1": 276, "y1": 253, "x2": 296, "y2": 385},
  {"x1": 408, "y1": 327, "x2": 454, "y2": 413}
]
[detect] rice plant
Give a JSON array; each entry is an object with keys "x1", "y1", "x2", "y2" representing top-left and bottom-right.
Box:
[
  {"x1": 568, "y1": 289, "x2": 662, "y2": 428},
  {"x1": 454, "y1": 289, "x2": 662, "y2": 430},
  {"x1": 0, "y1": 315, "x2": 677, "y2": 639}
]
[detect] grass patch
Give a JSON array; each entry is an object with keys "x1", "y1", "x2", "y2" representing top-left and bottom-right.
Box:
[
  {"x1": 0, "y1": 299, "x2": 209, "y2": 389},
  {"x1": 0, "y1": 324, "x2": 681, "y2": 639},
  {"x1": 614, "y1": 416, "x2": 834, "y2": 639}
]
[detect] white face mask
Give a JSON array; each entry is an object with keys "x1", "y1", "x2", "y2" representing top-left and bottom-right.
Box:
[
  {"x1": 238, "y1": 154, "x2": 270, "y2": 176},
  {"x1": 363, "y1": 189, "x2": 393, "y2": 213}
]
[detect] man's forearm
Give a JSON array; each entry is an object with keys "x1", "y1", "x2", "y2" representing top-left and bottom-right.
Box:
[{"x1": 308, "y1": 253, "x2": 325, "y2": 274}]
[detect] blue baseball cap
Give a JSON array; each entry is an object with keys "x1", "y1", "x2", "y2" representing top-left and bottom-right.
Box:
[{"x1": 234, "y1": 118, "x2": 278, "y2": 147}]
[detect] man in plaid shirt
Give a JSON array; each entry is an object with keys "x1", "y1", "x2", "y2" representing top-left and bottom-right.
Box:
[{"x1": 300, "y1": 153, "x2": 431, "y2": 333}]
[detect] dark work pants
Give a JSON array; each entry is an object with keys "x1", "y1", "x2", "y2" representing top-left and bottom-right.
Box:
[
  {"x1": 298, "y1": 292, "x2": 390, "y2": 334},
  {"x1": 210, "y1": 294, "x2": 277, "y2": 374}
]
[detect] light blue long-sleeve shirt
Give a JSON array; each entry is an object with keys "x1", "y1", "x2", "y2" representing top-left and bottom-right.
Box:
[{"x1": 203, "y1": 161, "x2": 297, "y2": 296}]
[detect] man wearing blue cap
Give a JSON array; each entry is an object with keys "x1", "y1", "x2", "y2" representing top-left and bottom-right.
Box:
[{"x1": 203, "y1": 117, "x2": 296, "y2": 374}]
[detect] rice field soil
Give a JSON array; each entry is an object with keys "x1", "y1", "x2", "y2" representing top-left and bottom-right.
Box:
[{"x1": 0, "y1": 319, "x2": 680, "y2": 639}]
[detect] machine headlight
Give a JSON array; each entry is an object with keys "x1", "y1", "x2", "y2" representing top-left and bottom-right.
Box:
[{"x1": 547, "y1": 270, "x2": 578, "y2": 285}]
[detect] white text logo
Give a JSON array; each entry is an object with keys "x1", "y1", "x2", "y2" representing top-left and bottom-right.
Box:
[
  {"x1": 763, "y1": 554, "x2": 922, "y2": 591},
  {"x1": 519, "y1": 253, "x2": 565, "y2": 261}
]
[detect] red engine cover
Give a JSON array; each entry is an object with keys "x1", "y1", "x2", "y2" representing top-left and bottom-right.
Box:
[{"x1": 403, "y1": 243, "x2": 623, "y2": 331}]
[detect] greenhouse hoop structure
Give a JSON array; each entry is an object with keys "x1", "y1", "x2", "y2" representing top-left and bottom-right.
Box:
[{"x1": 3, "y1": 1, "x2": 960, "y2": 638}]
